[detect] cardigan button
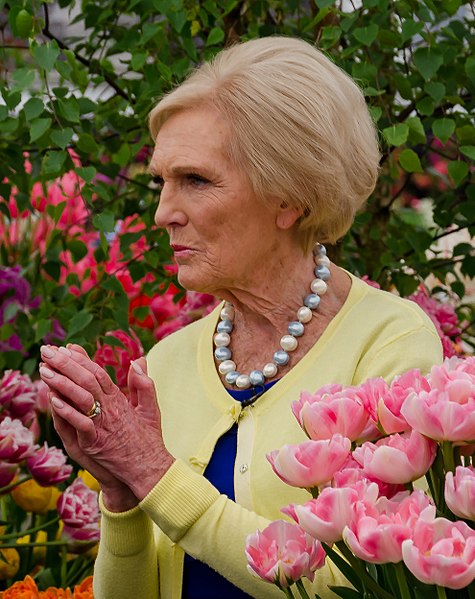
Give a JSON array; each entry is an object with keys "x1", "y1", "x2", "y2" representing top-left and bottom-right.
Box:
[{"x1": 239, "y1": 464, "x2": 248, "y2": 474}]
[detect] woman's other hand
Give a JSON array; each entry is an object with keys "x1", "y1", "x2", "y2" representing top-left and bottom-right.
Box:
[{"x1": 39, "y1": 344, "x2": 174, "y2": 507}]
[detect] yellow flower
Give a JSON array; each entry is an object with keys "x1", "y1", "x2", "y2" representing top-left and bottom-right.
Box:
[
  {"x1": 77, "y1": 470, "x2": 100, "y2": 493},
  {"x1": 11, "y1": 479, "x2": 55, "y2": 514},
  {"x1": 0, "y1": 547, "x2": 20, "y2": 580}
]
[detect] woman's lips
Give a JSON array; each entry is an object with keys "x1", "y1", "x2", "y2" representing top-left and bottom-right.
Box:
[{"x1": 171, "y1": 244, "x2": 195, "y2": 258}]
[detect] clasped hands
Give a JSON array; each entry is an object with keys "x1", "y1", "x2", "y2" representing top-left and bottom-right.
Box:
[{"x1": 39, "y1": 344, "x2": 174, "y2": 512}]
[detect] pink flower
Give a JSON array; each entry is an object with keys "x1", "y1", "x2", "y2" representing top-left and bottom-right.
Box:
[
  {"x1": 58, "y1": 478, "x2": 100, "y2": 528},
  {"x1": 292, "y1": 386, "x2": 369, "y2": 441},
  {"x1": 402, "y1": 517, "x2": 475, "y2": 589},
  {"x1": 333, "y1": 458, "x2": 405, "y2": 499},
  {"x1": 32, "y1": 380, "x2": 51, "y2": 415},
  {"x1": 0, "y1": 370, "x2": 36, "y2": 425},
  {"x1": 284, "y1": 483, "x2": 379, "y2": 544},
  {"x1": 27, "y1": 443, "x2": 73, "y2": 486},
  {"x1": 352, "y1": 430, "x2": 437, "y2": 484},
  {"x1": 267, "y1": 435, "x2": 351, "y2": 490},
  {"x1": 0, "y1": 461, "x2": 19, "y2": 488},
  {"x1": 401, "y1": 359, "x2": 475, "y2": 442},
  {"x1": 0, "y1": 417, "x2": 37, "y2": 461},
  {"x1": 245, "y1": 520, "x2": 325, "y2": 588},
  {"x1": 62, "y1": 523, "x2": 100, "y2": 552},
  {"x1": 377, "y1": 369, "x2": 430, "y2": 435},
  {"x1": 343, "y1": 490, "x2": 436, "y2": 564},
  {"x1": 445, "y1": 466, "x2": 475, "y2": 521},
  {"x1": 361, "y1": 275, "x2": 381, "y2": 289},
  {"x1": 94, "y1": 329, "x2": 144, "y2": 389}
]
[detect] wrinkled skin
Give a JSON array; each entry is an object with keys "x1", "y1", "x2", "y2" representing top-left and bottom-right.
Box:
[{"x1": 39, "y1": 344, "x2": 174, "y2": 511}]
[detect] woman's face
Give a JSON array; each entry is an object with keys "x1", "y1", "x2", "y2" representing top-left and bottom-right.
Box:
[{"x1": 150, "y1": 106, "x2": 282, "y2": 295}]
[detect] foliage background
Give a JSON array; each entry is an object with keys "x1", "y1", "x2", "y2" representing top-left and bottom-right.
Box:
[{"x1": 0, "y1": 0, "x2": 474, "y2": 373}]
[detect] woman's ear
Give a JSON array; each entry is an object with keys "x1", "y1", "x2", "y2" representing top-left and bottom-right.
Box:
[{"x1": 275, "y1": 201, "x2": 303, "y2": 230}]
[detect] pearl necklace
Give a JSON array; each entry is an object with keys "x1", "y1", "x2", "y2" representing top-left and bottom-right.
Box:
[{"x1": 214, "y1": 243, "x2": 330, "y2": 390}]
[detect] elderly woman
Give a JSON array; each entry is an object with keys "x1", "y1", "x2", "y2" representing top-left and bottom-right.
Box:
[{"x1": 39, "y1": 37, "x2": 443, "y2": 598}]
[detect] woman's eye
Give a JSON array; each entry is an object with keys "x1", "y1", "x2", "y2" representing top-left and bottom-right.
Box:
[
  {"x1": 152, "y1": 175, "x2": 164, "y2": 189},
  {"x1": 187, "y1": 173, "x2": 209, "y2": 186}
]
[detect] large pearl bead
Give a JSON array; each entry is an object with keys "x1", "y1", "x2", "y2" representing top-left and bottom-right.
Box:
[
  {"x1": 220, "y1": 304, "x2": 235, "y2": 321},
  {"x1": 217, "y1": 319, "x2": 233, "y2": 333},
  {"x1": 297, "y1": 306, "x2": 312, "y2": 323},
  {"x1": 236, "y1": 374, "x2": 251, "y2": 389},
  {"x1": 249, "y1": 370, "x2": 265, "y2": 386},
  {"x1": 215, "y1": 347, "x2": 231, "y2": 361},
  {"x1": 225, "y1": 371, "x2": 240, "y2": 384},
  {"x1": 304, "y1": 294, "x2": 321, "y2": 310},
  {"x1": 214, "y1": 332, "x2": 230, "y2": 347},
  {"x1": 263, "y1": 363, "x2": 278, "y2": 378},
  {"x1": 311, "y1": 279, "x2": 327, "y2": 295},
  {"x1": 280, "y1": 335, "x2": 298, "y2": 351},
  {"x1": 316, "y1": 255, "x2": 330, "y2": 267},
  {"x1": 288, "y1": 321, "x2": 305, "y2": 337},
  {"x1": 315, "y1": 265, "x2": 330, "y2": 281},
  {"x1": 313, "y1": 243, "x2": 326, "y2": 256},
  {"x1": 219, "y1": 360, "x2": 236, "y2": 374},
  {"x1": 273, "y1": 350, "x2": 289, "y2": 365}
]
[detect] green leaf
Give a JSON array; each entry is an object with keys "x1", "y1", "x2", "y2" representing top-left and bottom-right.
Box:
[
  {"x1": 58, "y1": 98, "x2": 80, "y2": 123},
  {"x1": 93, "y1": 212, "x2": 115, "y2": 233},
  {"x1": 50, "y1": 127, "x2": 74, "y2": 149},
  {"x1": 15, "y1": 9, "x2": 33, "y2": 38},
  {"x1": 67, "y1": 310, "x2": 94, "y2": 337},
  {"x1": 406, "y1": 116, "x2": 426, "y2": 144},
  {"x1": 67, "y1": 239, "x2": 88, "y2": 263},
  {"x1": 413, "y1": 47, "x2": 444, "y2": 81},
  {"x1": 43, "y1": 150, "x2": 67, "y2": 175},
  {"x1": 401, "y1": 19, "x2": 424, "y2": 41},
  {"x1": 30, "y1": 118, "x2": 52, "y2": 142},
  {"x1": 465, "y1": 57, "x2": 475, "y2": 84},
  {"x1": 383, "y1": 123, "x2": 409, "y2": 147},
  {"x1": 315, "y1": 0, "x2": 334, "y2": 6},
  {"x1": 77, "y1": 133, "x2": 98, "y2": 153},
  {"x1": 353, "y1": 24, "x2": 378, "y2": 46},
  {"x1": 448, "y1": 160, "x2": 468, "y2": 186},
  {"x1": 424, "y1": 81, "x2": 445, "y2": 103},
  {"x1": 456, "y1": 125, "x2": 475, "y2": 144},
  {"x1": 24, "y1": 98, "x2": 44, "y2": 121},
  {"x1": 76, "y1": 166, "x2": 96, "y2": 183},
  {"x1": 11, "y1": 68, "x2": 35, "y2": 93},
  {"x1": 460, "y1": 145, "x2": 475, "y2": 160},
  {"x1": 35, "y1": 319, "x2": 52, "y2": 343},
  {"x1": 206, "y1": 27, "x2": 225, "y2": 46},
  {"x1": 327, "y1": 587, "x2": 364, "y2": 599},
  {"x1": 31, "y1": 41, "x2": 60, "y2": 72},
  {"x1": 398, "y1": 149, "x2": 423, "y2": 173},
  {"x1": 432, "y1": 118, "x2": 456, "y2": 144}
]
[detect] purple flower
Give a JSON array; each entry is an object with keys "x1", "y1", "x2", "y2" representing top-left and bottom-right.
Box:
[
  {"x1": 27, "y1": 442, "x2": 73, "y2": 486},
  {"x1": 0, "y1": 370, "x2": 37, "y2": 426},
  {"x1": 0, "y1": 416, "x2": 37, "y2": 462}
]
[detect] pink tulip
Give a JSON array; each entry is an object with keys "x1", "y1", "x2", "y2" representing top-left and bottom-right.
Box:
[
  {"x1": 0, "y1": 369, "x2": 36, "y2": 425},
  {"x1": 57, "y1": 478, "x2": 100, "y2": 528},
  {"x1": 245, "y1": 520, "x2": 325, "y2": 588},
  {"x1": 267, "y1": 435, "x2": 351, "y2": 490},
  {"x1": 284, "y1": 483, "x2": 379, "y2": 544},
  {"x1": 402, "y1": 517, "x2": 475, "y2": 589},
  {"x1": 62, "y1": 522, "x2": 100, "y2": 553},
  {"x1": 355, "y1": 377, "x2": 389, "y2": 423},
  {"x1": 343, "y1": 490, "x2": 436, "y2": 564},
  {"x1": 94, "y1": 329, "x2": 144, "y2": 389},
  {"x1": 0, "y1": 417, "x2": 38, "y2": 461},
  {"x1": 333, "y1": 459, "x2": 405, "y2": 499},
  {"x1": 0, "y1": 461, "x2": 19, "y2": 488},
  {"x1": 27, "y1": 443, "x2": 73, "y2": 486},
  {"x1": 292, "y1": 386, "x2": 369, "y2": 441},
  {"x1": 445, "y1": 466, "x2": 475, "y2": 521},
  {"x1": 352, "y1": 430, "x2": 437, "y2": 484},
  {"x1": 377, "y1": 369, "x2": 431, "y2": 435}
]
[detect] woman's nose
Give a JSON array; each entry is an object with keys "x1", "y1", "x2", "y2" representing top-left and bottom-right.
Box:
[{"x1": 154, "y1": 184, "x2": 187, "y2": 228}]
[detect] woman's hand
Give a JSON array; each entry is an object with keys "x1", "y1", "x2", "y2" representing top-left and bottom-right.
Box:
[{"x1": 39, "y1": 344, "x2": 175, "y2": 506}]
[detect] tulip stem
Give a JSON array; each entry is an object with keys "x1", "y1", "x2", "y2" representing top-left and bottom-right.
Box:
[
  {"x1": 440, "y1": 441, "x2": 455, "y2": 474},
  {"x1": 394, "y1": 562, "x2": 411, "y2": 599},
  {"x1": 0, "y1": 475, "x2": 32, "y2": 494},
  {"x1": 60, "y1": 544, "x2": 67, "y2": 588},
  {"x1": 335, "y1": 542, "x2": 397, "y2": 599},
  {"x1": 0, "y1": 516, "x2": 60, "y2": 541},
  {"x1": 295, "y1": 579, "x2": 311, "y2": 599},
  {"x1": 280, "y1": 585, "x2": 296, "y2": 599},
  {"x1": 436, "y1": 586, "x2": 447, "y2": 599},
  {"x1": 0, "y1": 541, "x2": 69, "y2": 548}
]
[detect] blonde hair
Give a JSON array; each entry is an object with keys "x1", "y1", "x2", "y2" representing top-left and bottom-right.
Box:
[{"x1": 149, "y1": 36, "x2": 380, "y2": 250}]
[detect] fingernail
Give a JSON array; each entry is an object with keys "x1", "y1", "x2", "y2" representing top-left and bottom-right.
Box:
[
  {"x1": 51, "y1": 396, "x2": 64, "y2": 409},
  {"x1": 39, "y1": 366, "x2": 55, "y2": 379},
  {"x1": 40, "y1": 345, "x2": 55, "y2": 358},
  {"x1": 130, "y1": 360, "x2": 143, "y2": 375},
  {"x1": 58, "y1": 346, "x2": 72, "y2": 356}
]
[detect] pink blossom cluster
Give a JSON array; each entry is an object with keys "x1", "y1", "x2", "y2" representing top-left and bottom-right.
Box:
[
  {"x1": 0, "y1": 371, "x2": 72, "y2": 487},
  {"x1": 57, "y1": 478, "x2": 100, "y2": 549},
  {"x1": 249, "y1": 356, "x2": 475, "y2": 592}
]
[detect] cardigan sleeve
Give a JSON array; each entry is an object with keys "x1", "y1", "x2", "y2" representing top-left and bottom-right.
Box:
[{"x1": 92, "y1": 498, "x2": 159, "y2": 599}]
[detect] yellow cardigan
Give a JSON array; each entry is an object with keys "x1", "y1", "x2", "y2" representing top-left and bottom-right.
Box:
[{"x1": 93, "y1": 273, "x2": 443, "y2": 598}]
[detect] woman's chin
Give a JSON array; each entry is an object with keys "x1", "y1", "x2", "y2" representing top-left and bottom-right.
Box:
[{"x1": 176, "y1": 268, "x2": 215, "y2": 295}]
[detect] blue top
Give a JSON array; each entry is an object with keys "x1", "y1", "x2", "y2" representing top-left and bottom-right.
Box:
[{"x1": 182, "y1": 381, "x2": 279, "y2": 599}]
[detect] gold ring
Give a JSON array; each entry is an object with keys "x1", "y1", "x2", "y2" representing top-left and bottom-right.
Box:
[{"x1": 86, "y1": 400, "x2": 101, "y2": 418}]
